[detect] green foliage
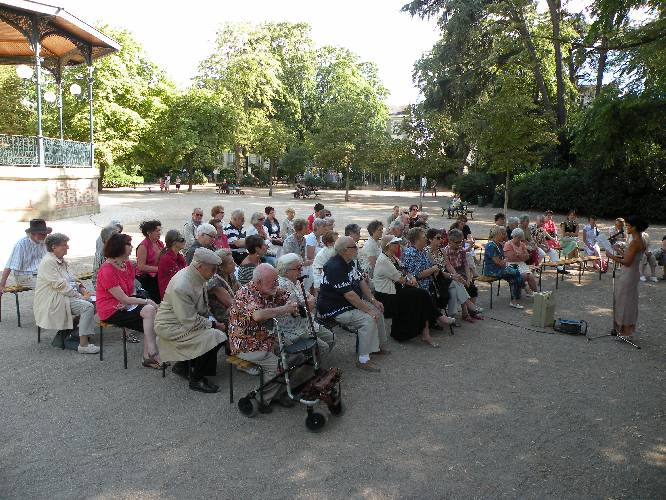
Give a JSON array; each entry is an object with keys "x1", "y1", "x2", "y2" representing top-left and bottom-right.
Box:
[
  {"x1": 451, "y1": 171, "x2": 495, "y2": 202},
  {"x1": 101, "y1": 164, "x2": 142, "y2": 188},
  {"x1": 0, "y1": 67, "x2": 34, "y2": 135}
]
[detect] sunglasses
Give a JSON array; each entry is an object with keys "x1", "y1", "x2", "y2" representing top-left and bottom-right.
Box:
[{"x1": 175, "y1": 237, "x2": 185, "y2": 243}]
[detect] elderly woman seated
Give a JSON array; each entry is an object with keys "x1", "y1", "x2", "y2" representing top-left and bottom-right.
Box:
[
  {"x1": 442, "y1": 229, "x2": 483, "y2": 322},
  {"x1": 519, "y1": 214, "x2": 540, "y2": 265},
  {"x1": 503, "y1": 228, "x2": 538, "y2": 296},
  {"x1": 157, "y1": 229, "x2": 187, "y2": 299},
  {"x1": 374, "y1": 235, "x2": 454, "y2": 347},
  {"x1": 34, "y1": 233, "x2": 99, "y2": 354},
  {"x1": 207, "y1": 248, "x2": 239, "y2": 329},
  {"x1": 155, "y1": 248, "x2": 227, "y2": 393},
  {"x1": 559, "y1": 209, "x2": 580, "y2": 259},
  {"x1": 95, "y1": 233, "x2": 161, "y2": 368},
  {"x1": 312, "y1": 230, "x2": 338, "y2": 293},
  {"x1": 534, "y1": 215, "x2": 566, "y2": 273},
  {"x1": 403, "y1": 228, "x2": 457, "y2": 320},
  {"x1": 92, "y1": 222, "x2": 122, "y2": 288},
  {"x1": 483, "y1": 225, "x2": 525, "y2": 309},
  {"x1": 359, "y1": 220, "x2": 384, "y2": 279},
  {"x1": 246, "y1": 211, "x2": 276, "y2": 266},
  {"x1": 276, "y1": 253, "x2": 335, "y2": 353},
  {"x1": 238, "y1": 234, "x2": 269, "y2": 285}
]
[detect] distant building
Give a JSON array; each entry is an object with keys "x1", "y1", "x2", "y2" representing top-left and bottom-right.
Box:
[{"x1": 387, "y1": 104, "x2": 409, "y2": 139}]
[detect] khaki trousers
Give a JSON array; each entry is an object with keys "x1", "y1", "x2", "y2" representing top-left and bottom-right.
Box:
[{"x1": 334, "y1": 300, "x2": 387, "y2": 356}]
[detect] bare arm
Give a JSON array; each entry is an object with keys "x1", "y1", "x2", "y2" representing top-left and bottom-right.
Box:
[
  {"x1": 251, "y1": 302, "x2": 298, "y2": 322},
  {"x1": 0, "y1": 267, "x2": 11, "y2": 293},
  {"x1": 611, "y1": 240, "x2": 642, "y2": 267},
  {"x1": 136, "y1": 245, "x2": 158, "y2": 273},
  {"x1": 342, "y1": 290, "x2": 375, "y2": 316},
  {"x1": 210, "y1": 287, "x2": 234, "y2": 309},
  {"x1": 107, "y1": 286, "x2": 149, "y2": 307}
]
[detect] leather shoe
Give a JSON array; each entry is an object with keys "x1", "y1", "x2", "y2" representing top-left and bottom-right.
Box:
[
  {"x1": 189, "y1": 379, "x2": 219, "y2": 393},
  {"x1": 355, "y1": 360, "x2": 381, "y2": 372},
  {"x1": 202, "y1": 377, "x2": 219, "y2": 391}
]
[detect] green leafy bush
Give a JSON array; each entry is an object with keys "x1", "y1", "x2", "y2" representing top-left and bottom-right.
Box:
[
  {"x1": 451, "y1": 172, "x2": 495, "y2": 203},
  {"x1": 102, "y1": 164, "x2": 143, "y2": 188}
]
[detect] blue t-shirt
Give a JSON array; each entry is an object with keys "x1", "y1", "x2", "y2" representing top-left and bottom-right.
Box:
[
  {"x1": 317, "y1": 254, "x2": 363, "y2": 318},
  {"x1": 484, "y1": 241, "x2": 505, "y2": 276}
]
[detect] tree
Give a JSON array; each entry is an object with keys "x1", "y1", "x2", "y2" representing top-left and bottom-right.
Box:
[
  {"x1": 465, "y1": 76, "x2": 557, "y2": 212},
  {"x1": 138, "y1": 89, "x2": 233, "y2": 191},
  {"x1": 0, "y1": 67, "x2": 35, "y2": 135},
  {"x1": 310, "y1": 47, "x2": 389, "y2": 201},
  {"x1": 253, "y1": 118, "x2": 293, "y2": 196}
]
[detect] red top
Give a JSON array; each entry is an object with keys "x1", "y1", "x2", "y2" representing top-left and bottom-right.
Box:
[
  {"x1": 214, "y1": 232, "x2": 230, "y2": 249},
  {"x1": 95, "y1": 261, "x2": 136, "y2": 320},
  {"x1": 307, "y1": 213, "x2": 315, "y2": 232},
  {"x1": 157, "y1": 249, "x2": 186, "y2": 299},
  {"x1": 136, "y1": 238, "x2": 164, "y2": 277}
]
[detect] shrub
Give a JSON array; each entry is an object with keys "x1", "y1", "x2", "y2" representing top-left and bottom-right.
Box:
[
  {"x1": 102, "y1": 164, "x2": 143, "y2": 188},
  {"x1": 451, "y1": 172, "x2": 495, "y2": 203}
]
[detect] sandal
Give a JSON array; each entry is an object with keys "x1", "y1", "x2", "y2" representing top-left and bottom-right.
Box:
[
  {"x1": 421, "y1": 339, "x2": 440, "y2": 348},
  {"x1": 142, "y1": 353, "x2": 161, "y2": 369}
]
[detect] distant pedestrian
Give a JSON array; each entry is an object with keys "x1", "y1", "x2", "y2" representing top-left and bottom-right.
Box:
[
  {"x1": 164, "y1": 175, "x2": 170, "y2": 192},
  {"x1": 175, "y1": 176, "x2": 181, "y2": 192},
  {"x1": 159, "y1": 177, "x2": 165, "y2": 191}
]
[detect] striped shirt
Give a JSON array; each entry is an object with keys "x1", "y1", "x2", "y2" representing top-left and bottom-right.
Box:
[
  {"x1": 5, "y1": 236, "x2": 47, "y2": 275},
  {"x1": 224, "y1": 223, "x2": 247, "y2": 256}
]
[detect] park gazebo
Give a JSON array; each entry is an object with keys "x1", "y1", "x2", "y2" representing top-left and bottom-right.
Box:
[{"x1": 0, "y1": 0, "x2": 119, "y2": 221}]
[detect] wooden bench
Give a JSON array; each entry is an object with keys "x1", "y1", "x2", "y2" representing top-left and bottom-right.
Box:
[
  {"x1": 442, "y1": 206, "x2": 474, "y2": 220},
  {"x1": 474, "y1": 275, "x2": 502, "y2": 309},
  {"x1": 539, "y1": 255, "x2": 602, "y2": 290}
]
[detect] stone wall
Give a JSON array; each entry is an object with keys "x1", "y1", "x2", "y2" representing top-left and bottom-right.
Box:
[{"x1": 0, "y1": 166, "x2": 100, "y2": 222}]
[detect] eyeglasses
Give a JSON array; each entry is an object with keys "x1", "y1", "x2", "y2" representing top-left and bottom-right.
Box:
[
  {"x1": 175, "y1": 238, "x2": 185, "y2": 243},
  {"x1": 346, "y1": 246, "x2": 358, "y2": 250},
  {"x1": 194, "y1": 213, "x2": 203, "y2": 216},
  {"x1": 434, "y1": 236, "x2": 442, "y2": 240}
]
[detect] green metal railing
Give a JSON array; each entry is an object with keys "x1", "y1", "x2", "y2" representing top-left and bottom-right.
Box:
[{"x1": 0, "y1": 134, "x2": 91, "y2": 167}]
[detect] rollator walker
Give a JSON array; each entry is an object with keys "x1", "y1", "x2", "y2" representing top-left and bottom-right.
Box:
[{"x1": 235, "y1": 280, "x2": 343, "y2": 432}]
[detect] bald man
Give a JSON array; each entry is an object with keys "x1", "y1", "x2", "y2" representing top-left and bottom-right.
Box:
[{"x1": 228, "y1": 264, "x2": 307, "y2": 412}]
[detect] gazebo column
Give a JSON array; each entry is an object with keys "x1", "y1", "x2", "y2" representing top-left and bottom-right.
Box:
[
  {"x1": 87, "y1": 62, "x2": 94, "y2": 167},
  {"x1": 31, "y1": 21, "x2": 45, "y2": 167}
]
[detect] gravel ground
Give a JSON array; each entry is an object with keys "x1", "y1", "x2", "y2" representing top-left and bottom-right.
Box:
[{"x1": 1, "y1": 185, "x2": 664, "y2": 499}]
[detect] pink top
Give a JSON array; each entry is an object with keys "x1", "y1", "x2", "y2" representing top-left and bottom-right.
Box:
[
  {"x1": 504, "y1": 240, "x2": 529, "y2": 263},
  {"x1": 136, "y1": 238, "x2": 164, "y2": 277},
  {"x1": 95, "y1": 261, "x2": 136, "y2": 320},
  {"x1": 157, "y1": 249, "x2": 186, "y2": 299}
]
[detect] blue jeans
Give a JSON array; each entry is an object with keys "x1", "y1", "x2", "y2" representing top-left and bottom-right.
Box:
[{"x1": 497, "y1": 266, "x2": 524, "y2": 300}]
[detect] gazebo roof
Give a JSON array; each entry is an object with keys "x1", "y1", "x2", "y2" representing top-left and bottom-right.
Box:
[{"x1": 0, "y1": 0, "x2": 119, "y2": 67}]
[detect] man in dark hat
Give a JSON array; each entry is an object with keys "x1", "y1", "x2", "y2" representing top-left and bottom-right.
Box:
[{"x1": 0, "y1": 219, "x2": 52, "y2": 294}]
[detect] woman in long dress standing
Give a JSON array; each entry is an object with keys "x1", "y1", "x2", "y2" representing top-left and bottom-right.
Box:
[{"x1": 608, "y1": 215, "x2": 649, "y2": 340}]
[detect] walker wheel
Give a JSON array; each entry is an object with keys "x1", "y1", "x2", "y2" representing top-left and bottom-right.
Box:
[
  {"x1": 238, "y1": 397, "x2": 258, "y2": 417},
  {"x1": 329, "y1": 401, "x2": 344, "y2": 416},
  {"x1": 305, "y1": 411, "x2": 326, "y2": 432}
]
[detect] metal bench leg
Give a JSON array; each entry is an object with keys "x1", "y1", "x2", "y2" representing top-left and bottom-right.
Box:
[
  {"x1": 14, "y1": 293, "x2": 21, "y2": 327},
  {"x1": 122, "y1": 328, "x2": 128, "y2": 369},
  {"x1": 99, "y1": 325, "x2": 104, "y2": 361},
  {"x1": 497, "y1": 280, "x2": 500, "y2": 296},
  {"x1": 578, "y1": 263, "x2": 584, "y2": 284},
  {"x1": 61, "y1": 329, "x2": 66, "y2": 350},
  {"x1": 489, "y1": 283, "x2": 493, "y2": 310},
  {"x1": 229, "y1": 359, "x2": 234, "y2": 404},
  {"x1": 258, "y1": 365, "x2": 265, "y2": 407},
  {"x1": 555, "y1": 270, "x2": 560, "y2": 290},
  {"x1": 37, "y1": 326, "x2": 41, "y2": 343},
  {"x1": 162, "y1": 363, "x2": 166, "y2": 378}
]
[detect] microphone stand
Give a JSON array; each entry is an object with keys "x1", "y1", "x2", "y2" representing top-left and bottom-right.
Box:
[{"x1": 586, "y1": 259, "x2": 640, "y2": 349}]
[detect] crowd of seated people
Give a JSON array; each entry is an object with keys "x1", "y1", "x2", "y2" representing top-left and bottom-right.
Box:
[{"x1": 2, "y1": 201, "x2": 662, "y2": 401}]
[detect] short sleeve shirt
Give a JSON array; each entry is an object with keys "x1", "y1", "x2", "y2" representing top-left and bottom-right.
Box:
[
  {"x1": 95, "y1": 261, "x2": 136, "y2": 320},
  {"x1": 483, "y1": 241, "x2": 505, "y2": 277},
  {"x1": 317, "y1": 255, "x2": 362, "y2": 318},
  {"x1": 5, "y1": 236, "x2": 46, "y2": 275},
  {"x1": 224, "y1": 223, "x2": 247, "y2": 255},
  {"x1": 402, "y1": 246, "x2": 434, "y2": 290},
  {"x1": 228, "y1": 282, "x2": 288, "y2": 354}
]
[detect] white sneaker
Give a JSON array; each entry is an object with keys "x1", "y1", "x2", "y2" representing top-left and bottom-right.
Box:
[
  {"x1": 649, "y1": 276, "x2": 658, "y2": 282},
  {"x1": 78, "y1": 344, "x2": 100, "y2": 354},
  {"x1": 639, "y1": 276, "x2": 647, "y2": 282}
]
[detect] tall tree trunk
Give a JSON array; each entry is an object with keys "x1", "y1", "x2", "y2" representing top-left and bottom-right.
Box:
[
  {"x1": 380, "y1": 171, "x2": 384, "y2": 191},
  {"x1": 504, "y1": 169, "x2": 510, "y2": 214},
  {"x1": 508, "y1": 4, "x2": 553, "y2": 114},
  {"x1": 547, "y1": 0, "x2": 566, "y2": 127},
  {"x1": 344, "y1": 163, "x2": 350, "y2": 202},
  {"x1": 187, "y1": 162, "x2": 193, "y2": 192},
  {"x1": 567, "y1": 49, "x2": 578, "y2": 86},
  {"x1": 233, "y1": 144, "x2": 243, "y2": 185},
  {"x1": 97, "y1": 164, "x2": 105, "y2": 192},
  {"x1": 595, "y1": 36, "x2": 609, "y2": 97}
]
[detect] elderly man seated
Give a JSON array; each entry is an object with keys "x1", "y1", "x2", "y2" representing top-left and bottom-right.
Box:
[
  {"x1": 276, "y1": 253, "x2": 335, "y2": 353},
  {"x1": 155, "y1": 248, "x2": 227, "y2": 393},
  {"x1": 185, "y1": 223, "x2": 218, "y2": 264},
  {"x1": 317, "y1": 236, "x2": 389, "y2": 373},
  {"x1": 228, "y1": 263, "x2": 308, "y2": 412},
  {"x1": 0, "y1": 219, "x2": 50, "y2": 294}
]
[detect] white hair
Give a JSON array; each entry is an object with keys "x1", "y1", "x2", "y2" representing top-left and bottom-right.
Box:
[
  {"x1": 519, "y1": 214, "x2": 530, "y2": 223},
  {"x1": 230, "y1": 209, "x2": 244, "y2": 220},
  {"x1": 313, "y1": 218, "x2": 328, "y2": 231},
  {"x1": 511, "y1": 227, "x2": 525, "y2": 239},
  {"x1": 389, "y1": 219, "x2": 404, "y2": 230},
  {"x1": 334, "y1": 236, "x2": 354, "y2": 255},
  {"x1": 276, "y1": 253, "x2": 303, "y2": 277},
  {"x1": 250, "y1": 212, "x2": 265, "y2": 225},
  {"x1": 507, "y1": 216, "x2": 520, "y2": 228},
  {"x1": 196, "y1": 223, "x2": 217, "y2": 237},
  {"x1": 252, "y1": 262, "x2": 277, "y2": 282}
]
